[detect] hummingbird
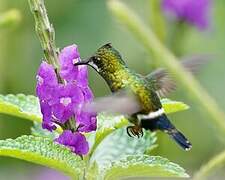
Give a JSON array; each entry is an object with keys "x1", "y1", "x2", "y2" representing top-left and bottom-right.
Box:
[{"x1": 75, "y1": 43, "x2": 207, "y2": 151}]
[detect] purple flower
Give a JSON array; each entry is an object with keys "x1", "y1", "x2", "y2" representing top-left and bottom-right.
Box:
[
  {"x1": 76, "y1": 87, "x2": 96, "y2": 133},
  {"x1": 82, "y1": 86, "x2": 94, "y2": 102},
  {"x1": 40, "y1": 101, "x2": 56, "y2": 131},
  {"x1": 59, "y1": 44, "x2": 88, "y2": 87},
  {"x1": 76, "y1": 111, "x2": 97, "y2": 133},
  {"x1": 36, "y1": 44, "x2": 97, "y2": 156},
  {"x1": 162, "y1": 0, "x2": 211, "y2": 29},
  {"x1": 36, "y1": 62, "x2": 58, "y2": 101},
  {"x1": 50, "y1": 83, "x2": 84, "y2": 123},
  {"x1": 55, "y1": 130, "x2": 89, "y2": 155}
]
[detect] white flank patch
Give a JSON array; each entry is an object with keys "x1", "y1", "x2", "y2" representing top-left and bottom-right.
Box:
[{"x1": 138, "y1": 108, "x2": 164, "y2": 120}]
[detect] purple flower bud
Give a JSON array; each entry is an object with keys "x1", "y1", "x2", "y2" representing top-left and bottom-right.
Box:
[
  {"x1": 59, "y1": 44, "x2": 88, "y2": 87},
  {"x1": 162, "y1": 0, "x2": 211, "y2": 29},
  {"x1": 76, "y1": 87, "x2": 96, "y2": 133},
  {"x1": 36, "y1": 62, "x2": 58, "y2": 101},
  {"x1": 76, "y1": 112, "x2": 97, "y2": 133},
  {"x1": 55, "y1": 130, "x2": 89, "y2": 155},
  {"x1": 40, "y1": 101, "x2": 56, "y2": 131},
  {"x1": 82, "y1": 86, "x2": 94, "y2": 102}
]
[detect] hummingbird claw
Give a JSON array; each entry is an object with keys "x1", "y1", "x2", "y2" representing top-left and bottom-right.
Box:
[
  {"x1": 126, "y1": 125, "x2": 144, "y2": 138},
  {"x1": 126, "y1": 126, "x2": 133, "y2": 137},
  {"x1": 137, "y1": 133, "x2": 140, "y2": 138},
  {"x1": 140, "y1": 129, "x2": 144, "y2": 137}
]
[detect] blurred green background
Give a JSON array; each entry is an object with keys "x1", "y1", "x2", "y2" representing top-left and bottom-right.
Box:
[{"x1": 0, "y1": 0, "x2": 225, "y2": 179}]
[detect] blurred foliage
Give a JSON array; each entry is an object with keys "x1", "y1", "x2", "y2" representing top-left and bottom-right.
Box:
[
  {"x1": 0, "y1": 9, "x2": 21, "y2": 28},
  {"x1": 0, "y1": 0, "x2": 225, "y2": 179}
]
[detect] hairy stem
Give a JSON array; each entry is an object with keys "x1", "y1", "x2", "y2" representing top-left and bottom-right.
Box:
[
  {"x1": 193, "y1": 150, "x2": 225, "y2": 180},
  {"x1": 28, "y1": 0, "x2": 59, "y2": 69},
  {"x1": 108, "y1": 0, "x2": 225, "y2": 141}
]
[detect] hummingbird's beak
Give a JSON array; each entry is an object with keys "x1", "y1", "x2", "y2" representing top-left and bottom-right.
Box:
[
  {"x1": 74, "y1": 56, "x2": 99, "y2": 72},
  {"x1": 74, "y1": 58, "x2": 91, "y2": 66}
]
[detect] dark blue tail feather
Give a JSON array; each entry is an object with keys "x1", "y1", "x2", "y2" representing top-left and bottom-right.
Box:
[{"x1": 141, "y1": 114, "x2": 192, "y2": 151}]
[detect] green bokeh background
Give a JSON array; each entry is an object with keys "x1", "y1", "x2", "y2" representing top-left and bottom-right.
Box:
[{"x1": 0, "y1": 0, "x2": 225, "y2": 179}]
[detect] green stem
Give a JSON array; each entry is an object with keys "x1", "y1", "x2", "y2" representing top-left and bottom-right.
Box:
[
  {"x1": 28, "y1": 0, "x2": 76, "y2": 131},
  {"x1": 28, "y1": 0, "x2": 59, "y2": 69},
  {"x1": 148, "y1": 0, "x2": 166, "y2": 43},
  {"x1": 193, "y1": 150, "x2": 225, "y2": 180},
  {"x1": 108, "y1": 0, "x2": 225, "y2": 141},
  {"x1": 168, "y1": 21, "x2": 188, "y2": 56}
]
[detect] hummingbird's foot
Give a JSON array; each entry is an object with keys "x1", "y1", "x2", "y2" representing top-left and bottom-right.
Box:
[{"x1": 126, "y1": 125, "x2": 143, "y2": 138}]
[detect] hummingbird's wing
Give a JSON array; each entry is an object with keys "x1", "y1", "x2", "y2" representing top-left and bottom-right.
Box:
[
  {"x1": 145, "y1": 54, "x2": 211, "y2": 97},
  {"x1": 82, "y1": 89, "x2": 142, "y2": 115}
]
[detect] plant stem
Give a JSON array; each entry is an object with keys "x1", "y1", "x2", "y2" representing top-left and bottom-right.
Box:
[
  {"x1": 108, "y1": 0, "x2": 225, "y2": 141},
  {"x1": 28, "y1": 0, "x2": 59, "y2": 69},
  {"x1": 28, "y1": 0, "x2": 75, "y2": 131},
  {"x1": 148, "y1": 0, "x2": 166, "y2": 42},
  {"x1": 168, "y1": 21, "x2": 188, "y2": 56},
  {"x1": 193, "y1": 150, "x2": 225, "y2": 180}
]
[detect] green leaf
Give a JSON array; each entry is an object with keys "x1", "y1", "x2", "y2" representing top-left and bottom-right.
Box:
[
  {"x1": 90, "y1": 128, "x2": 157, "y2": 168},
  {"x1": 31, "y1": 122, "x2": 59, "y2": 139},
  {"x1": 88, "y1": 114, "x2": 128, "y2": 157},
  {"x1": 0, "y1": 135, "x2": 85, "y2": 179},
  {"x1": 161, "y1": 98, "x2": 190, "y2": 114},
  {"x1": 103, "y1": 155, "x2": 189, "y2": 179},
  {"x1": 0, "y1": 94, "x2": 41, "y2": 122},
  {"x1": 86, "y1": 161, "x2": 99, "y2": 180},
  {"x1": 90, "y1": 98, "x2": 189, "y2": 157},
  {"x1": 0, "y1": 94, "x2": 63, "y2": 133},
  {"x1": 96, "y1": 114, "x2": 128, "y2": 142}
]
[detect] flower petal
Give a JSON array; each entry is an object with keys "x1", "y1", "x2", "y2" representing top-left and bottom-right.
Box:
[
  {"x1": 36, "y1": 62, "x2": 58, "y2": 101},
  {"x1": 162, "y1": 0, "x2": 210, "y2": 29},
  {"x1": 76, "y1": 111, "x2": 97, "y2": 133},
  {"x1": 40, "y1": 101, "x2": 56, "y2": 131},
  {"x1": 55, "y1": 130, "x2": 89, "y2": 155},
  {"x1": 59, "y1": 44, "x2": 81, "y2": 82}
]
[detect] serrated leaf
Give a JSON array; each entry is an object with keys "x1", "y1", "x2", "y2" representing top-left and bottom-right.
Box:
[
  {"x1": 90, "y1": 128, "x2": 157, "y2": 168},
  {"x1": 0, "y1": 94, "x2": 41, "y2": 122},
  {"x1": 161, "y1": 98, "x2": 189, "y2": 114},
  {"x1": 90, "y1": 98, "x2": 189, "y2": 157},
  {"x1": 103, "y1": 155, "x2": 189, "y2": 179},
  {"x1": 86, "y1": 161, "x2": 99, "y2": 180},
  {"x1": 31, "y1": 122, "x2": 59, "y2": 139},
  {"x1": 88, "y1": 114, "x2": 128, "y2": 156},
  {"x1": 0, "y1": 135, "x2": 85, "y2": 179}
]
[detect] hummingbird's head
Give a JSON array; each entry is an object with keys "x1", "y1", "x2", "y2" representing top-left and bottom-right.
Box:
[{"x1": 74, "y1": 43, "x2": 126, "y2": 73}]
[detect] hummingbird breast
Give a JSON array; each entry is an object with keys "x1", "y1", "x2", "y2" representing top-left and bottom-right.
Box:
[{"x1": 100, "y1": 67, "x2": 162, "y2": 114}]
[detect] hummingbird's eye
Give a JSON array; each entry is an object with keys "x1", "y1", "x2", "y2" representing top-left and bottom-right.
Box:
[{"x1": 93, "y1": 56, "x2": 101, "y2": 62}]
